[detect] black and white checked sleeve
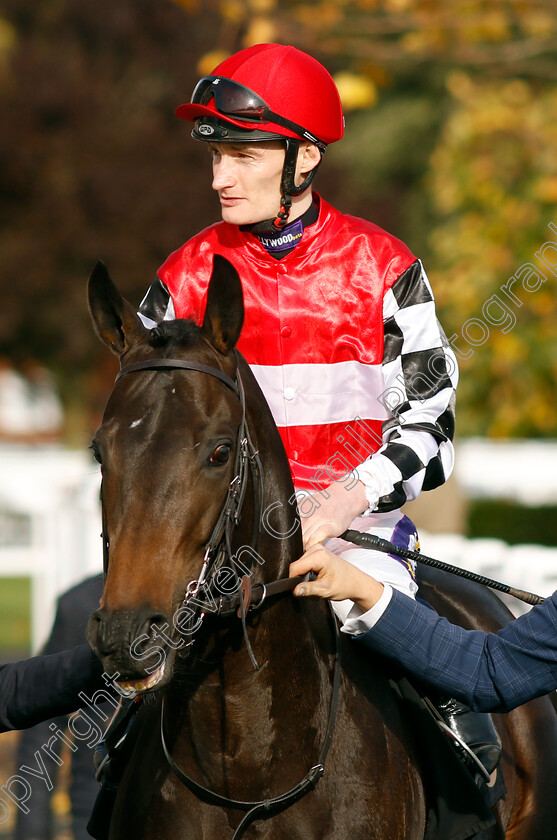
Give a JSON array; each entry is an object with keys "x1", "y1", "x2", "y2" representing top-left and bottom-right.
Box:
[
  {"x1": 137, "y1": 278, "x2": 175, "y2": 328},
  {"x1": 356, "y1": 259, "x2": 458, "y2": 513}
]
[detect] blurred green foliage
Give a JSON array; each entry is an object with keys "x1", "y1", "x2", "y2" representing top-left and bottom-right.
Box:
[
  {"x1": 0, "y1": 577, "x2": 31, "y2": 655},
  {"x1": 429, "y1": 75, "x2": 557, "y2": 438},
  {"x1": 468, "y1": 500, "x2": 557, "y2": 548}
]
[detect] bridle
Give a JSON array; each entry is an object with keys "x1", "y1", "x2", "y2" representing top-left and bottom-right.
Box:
[
  {"x1": 101, "y1": 352, "x2": 341, "y2": 840},
  {"x1": 117, "y1": 355, "x2": 269, "y2": 670},
  {"x1": 102, "y1": 354, "x2": 263, "y2": 590}
]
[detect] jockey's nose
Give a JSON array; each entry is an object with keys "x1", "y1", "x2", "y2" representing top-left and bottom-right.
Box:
[{"x1": 212, "y1": 154, "x2": 237, "y2": 192}]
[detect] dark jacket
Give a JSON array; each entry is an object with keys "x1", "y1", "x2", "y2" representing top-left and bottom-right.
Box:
[
  {"x1": 358, "y1": 588, "x2": 557, "y2": 712},
  {"x1": 0, "y1": 643, "x2": 103, "y2": 733},
  {"x1": 8, "y1": 575, "x2": 107, "y2": 840}
]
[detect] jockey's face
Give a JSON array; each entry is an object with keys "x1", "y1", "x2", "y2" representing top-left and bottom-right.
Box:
[{"x1": 209, "y1": 140, "x2": 285, "y2": 226}]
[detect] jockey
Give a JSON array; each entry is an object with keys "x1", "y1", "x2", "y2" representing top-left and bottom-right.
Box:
[{"x1": 137, "y1": 43, "x2": 500, "y2": 777}]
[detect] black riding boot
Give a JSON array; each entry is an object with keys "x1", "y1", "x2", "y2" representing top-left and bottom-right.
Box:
[{"x1": 434, "y1": 696, "x2": 502, "y2": 780}]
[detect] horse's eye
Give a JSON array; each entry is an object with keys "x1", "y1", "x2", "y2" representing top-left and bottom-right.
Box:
[
  {"x1": 90, "y1": 441, "x2": 102, "y2": 465},
  {"x1": 209, "y1": 443, "x2": 232, "y2": 465}
]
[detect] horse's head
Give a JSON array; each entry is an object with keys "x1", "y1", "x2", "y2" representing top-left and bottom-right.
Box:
[{"x1": 86, "y1": 255, "x2": 277, "y2": 693}]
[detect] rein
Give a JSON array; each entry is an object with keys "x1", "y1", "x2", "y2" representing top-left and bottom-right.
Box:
[{"x1": 111, "y1": 354, "x2": 342, "y2": 839}]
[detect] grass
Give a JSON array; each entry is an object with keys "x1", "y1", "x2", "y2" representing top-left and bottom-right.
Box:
[{"x1": 0, "y1": 576, "x2": 31, "y2": 656}]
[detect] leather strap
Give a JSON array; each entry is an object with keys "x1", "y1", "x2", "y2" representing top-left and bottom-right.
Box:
[
  {"x1": 216, "y1": 572, "x2": 316, "y2": 618},
  {"x1": 237, "y1": 575, "x2": 252, "y2": 620},
  {"x1": 115, "y1": 358, "x2": 239, "y2": 395},
  {"x1": 160, "y1": 717, "x2": 324, "y2": 813}
]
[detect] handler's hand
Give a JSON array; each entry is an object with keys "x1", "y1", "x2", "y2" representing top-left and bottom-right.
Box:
[
  {"x1": 300, "y1": 479, "x2": 368, "y2": 550},
  {"x1": 289, "y1": 544, "x2": 384, "y2": 610}
]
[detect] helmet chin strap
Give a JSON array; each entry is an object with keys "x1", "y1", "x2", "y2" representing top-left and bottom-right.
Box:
[{"x1": 249, "y1": 139, "x2": 323, "y2": 235}]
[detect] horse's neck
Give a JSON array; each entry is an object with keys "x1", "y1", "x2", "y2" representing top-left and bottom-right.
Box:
[
  {"x1": 244, "y1": 366, "x2": 302, "y2": 577},
  {"x1": 164, "y1": 503, "x2": 331, "y2": 784},
  {"x1": 165, "y1": 594, "x2": 332, "y2": 788}
]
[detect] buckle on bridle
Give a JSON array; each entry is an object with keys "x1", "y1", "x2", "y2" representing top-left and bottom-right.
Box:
[{"x1": 249, "y1": 583, "x2": 267, "y2": 612}]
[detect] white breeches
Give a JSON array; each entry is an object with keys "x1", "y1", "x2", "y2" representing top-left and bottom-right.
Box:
[{"x1": 323, "y1": 510, "x2": 419, "y2": 624}]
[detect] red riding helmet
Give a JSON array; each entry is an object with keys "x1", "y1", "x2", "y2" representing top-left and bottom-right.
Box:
[
  {"x1": 176, "y1": 43, "x2": 345, "y2": 148},
  {"x1": 177, "y1": 44, "x2": 344, "y2": 230}
]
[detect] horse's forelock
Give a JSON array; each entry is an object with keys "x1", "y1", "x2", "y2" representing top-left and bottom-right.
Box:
[{"x1": 148, "y1": 319, "x2": 201, "y2": 350}]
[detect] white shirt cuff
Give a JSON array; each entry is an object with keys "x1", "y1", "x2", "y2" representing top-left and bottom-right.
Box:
[
  {"x1": 353, "y1": 466, "x2": 380, "y2": 514},
  {"x1": 339, "y1": 584, "x2": 394, "y2": 635}
]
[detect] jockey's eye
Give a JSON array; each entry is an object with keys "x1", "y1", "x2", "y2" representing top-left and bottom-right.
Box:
[{"x1": 209, "y1": 443, "x2": 232, "y2": 465}]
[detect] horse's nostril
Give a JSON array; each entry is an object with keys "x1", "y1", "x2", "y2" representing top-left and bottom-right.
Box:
[
  {"x1": 86, "y1": 610, "x2": 102, "y2": 638},
  {"x1": 146, "y1": 613, "x2": 170, "y2": 633},
  {"x1": 87, "y1": 607, "x2": 173, "y2": 663},
  {"x1": 86, "y1": 609, "x2": 111, "y2": 656},
  {"x1": 133, "y1": 613, "x2": 172, "y2": 653}
]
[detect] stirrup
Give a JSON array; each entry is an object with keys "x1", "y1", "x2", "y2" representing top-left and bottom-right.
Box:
[{"x1": 424, "y1": 697, "x2": 501, "y2": 783}]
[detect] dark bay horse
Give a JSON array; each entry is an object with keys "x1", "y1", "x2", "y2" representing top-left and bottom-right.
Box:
[{"x1": 86, "y1": 255, "x2": 557, "y2": 839}]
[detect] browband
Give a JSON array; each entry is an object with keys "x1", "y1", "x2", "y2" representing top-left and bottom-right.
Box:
[{"x1": 116, "y1": 359, "x2": 239, "y2": 395}]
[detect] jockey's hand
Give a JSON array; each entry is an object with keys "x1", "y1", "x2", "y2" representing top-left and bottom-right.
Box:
[
  {"x1": 289, "y1": 544, "x2": 384, "y2": 610},
  {"x1": 299, "y1": 478, "x2": 368, "y2": 549}
]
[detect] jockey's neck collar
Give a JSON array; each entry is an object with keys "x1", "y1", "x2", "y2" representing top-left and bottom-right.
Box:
[{"x1": 242, "y1": 200, "x2": 319, "y2": 260}]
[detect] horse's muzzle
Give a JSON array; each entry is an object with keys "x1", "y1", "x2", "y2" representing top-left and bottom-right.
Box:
[{"x1": 87, "y1": 605, "x2": 173, "y2": 683}]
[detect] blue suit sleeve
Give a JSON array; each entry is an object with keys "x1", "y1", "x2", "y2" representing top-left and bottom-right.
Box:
[
  {"x1": 0, "y1": 645, "x2": 105, "y2": 732},
  {"x1": 356, "y1": 589, "x2": 557, "y2": 712}
]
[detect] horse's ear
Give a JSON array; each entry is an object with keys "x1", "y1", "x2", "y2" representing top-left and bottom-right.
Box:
[
  {"x1": 202, "y1": 255, "x2": 244, "y2": 355},
  {"x1": 88, "y1": 261, "x2": 149, "y2": 356}
]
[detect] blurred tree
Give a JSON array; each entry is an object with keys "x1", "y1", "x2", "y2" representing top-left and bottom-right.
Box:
[
  {"x1": 427, "y1": 74, "x2": 557, "y2": 438},
  {"x1": 203, "y1": 0, "x2": 557, "y2": 81},
  {"x1": 1, "y1": 0, "x2": 557, "y2": 441},
  {"x1": 0, "y1": 0, "x2": 222, "y2": 437}
]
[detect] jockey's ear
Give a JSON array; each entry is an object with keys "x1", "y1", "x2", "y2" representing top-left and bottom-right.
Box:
[
  {"x1": 88, "y1": 261, "x2": 149, "y2": 356},
  {"x1": 202, "y1": 255, "x2": 244, "y2": 355}
]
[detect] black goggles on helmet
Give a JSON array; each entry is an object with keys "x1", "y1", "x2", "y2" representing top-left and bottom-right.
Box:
[{"x1": 190, "y1": 76, "x2": 327, "y2": 150}]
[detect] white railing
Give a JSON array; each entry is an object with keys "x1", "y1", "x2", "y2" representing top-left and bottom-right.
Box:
[
  {"x1": 0, "y1": 445, "x2": 102, "y2": 651},
  {"x1": 455, "y1": 438, "x2": 557, "y2": 506},
  {"x1": 417, "y1": 531, "x2": 557, "y2": 618}
]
